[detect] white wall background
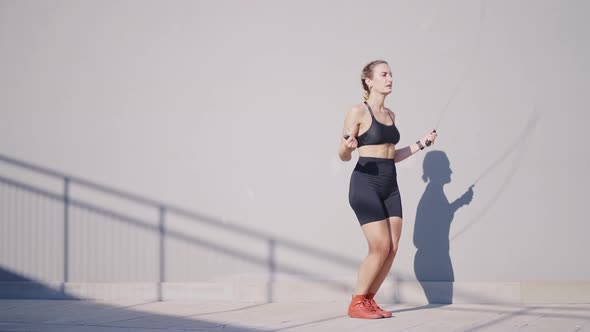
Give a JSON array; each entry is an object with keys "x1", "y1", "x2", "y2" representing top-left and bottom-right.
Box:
[{"x1": 1, "y1": 0, "x2": 589, "y2": 297}]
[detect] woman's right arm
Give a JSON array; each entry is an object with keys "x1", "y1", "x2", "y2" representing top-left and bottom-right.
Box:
[{"x1": 338, "y1": 106, "x2": 361, "y2": 161}]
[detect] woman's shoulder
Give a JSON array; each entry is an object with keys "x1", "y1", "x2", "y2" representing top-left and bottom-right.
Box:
[
  {"x1": 344, "y1": 103, "x2": 369, "y2": 123},
  {"x1": 349, "y1": 102, "x2": 368, "y2": 115}
]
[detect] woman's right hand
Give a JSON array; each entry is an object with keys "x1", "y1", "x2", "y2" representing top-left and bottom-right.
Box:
[
  {"x1": 338, "y1": 107, "x2": 362, "y2": 161},
  {"x1": 343, "y1": 134, "x2": 358, "y2": 151}
]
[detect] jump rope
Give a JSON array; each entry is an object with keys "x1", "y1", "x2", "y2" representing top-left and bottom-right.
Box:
[
  {"x1": 451, "y1": 108, "x2": 541, "y2": 241},
  {"x1": 424, "y1": 1, "x2": 487, "y2": 148},
  {"x1": 422, "y1": 1, "x2": 537, "y2": 189},
  {"x1": 343, "y1": 1, "x2": 541, "y2": 240},
  {"x1": 344, "y1": 1, "x2": 506, "y2": 233},
  {"x1": 345, "y1": 1, "x2": 486, "y2": 150},
  {"x1": 424, "y1": 0, "x2": 542, "y2": 240}
]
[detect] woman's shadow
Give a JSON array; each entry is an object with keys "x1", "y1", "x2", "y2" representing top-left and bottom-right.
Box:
[{"x1": 413, "y1": 150, "x2": 474, "y2": 304}]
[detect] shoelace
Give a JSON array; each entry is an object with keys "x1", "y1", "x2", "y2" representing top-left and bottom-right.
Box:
[
  {"x1": 363, "y1": 299, "x2": 378, "y2": 311},
  {"x1": 369, "y1": 299, "x2": 383, "y2": 310},
  {"x1": 354, "y1": 299, "x2": 376, "y2": 311}
]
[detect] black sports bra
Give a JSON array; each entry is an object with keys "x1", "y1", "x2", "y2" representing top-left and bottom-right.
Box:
[{"x1": 356, "y1": 101, "x2": 400, "y2": 147}]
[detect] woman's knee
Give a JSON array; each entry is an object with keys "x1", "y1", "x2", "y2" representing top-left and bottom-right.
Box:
[
  {"x1": 387, "y1": 244, "x2": 398, "y2": 260},
  {"x1": 368, "y1": 241, "x2": 391, "y2": 260}
]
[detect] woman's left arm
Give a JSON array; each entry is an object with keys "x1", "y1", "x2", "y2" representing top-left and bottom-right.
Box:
[{"x1": 394, "y1": 129, "x2": 437, "y2": 163}]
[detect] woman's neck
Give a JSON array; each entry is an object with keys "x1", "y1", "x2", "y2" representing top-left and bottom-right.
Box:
[{"x1": 366, "y1": 94, "x2": 386, "y2": 112}]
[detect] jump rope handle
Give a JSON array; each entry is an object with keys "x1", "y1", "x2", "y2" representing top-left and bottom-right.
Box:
[{"x1": 425, "y1": 129, "x2": 437, "y2": 146}]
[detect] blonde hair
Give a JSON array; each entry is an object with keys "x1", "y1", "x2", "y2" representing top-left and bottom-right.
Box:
[{"x1": 361, "y1": 60, "x2": 388, "y2": 100}]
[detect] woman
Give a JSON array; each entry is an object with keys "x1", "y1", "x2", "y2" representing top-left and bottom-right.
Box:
[{"x1": 338, "y1": 60, "x2": 437, "y2": 319}]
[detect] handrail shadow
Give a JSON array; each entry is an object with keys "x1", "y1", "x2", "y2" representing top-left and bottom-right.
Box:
[
  {"x1": 0, "y1": 153, "x2": 359, "y2": 302},
  {"x1": 0, "y1": 266, "x2": 271, "y2": 331}
]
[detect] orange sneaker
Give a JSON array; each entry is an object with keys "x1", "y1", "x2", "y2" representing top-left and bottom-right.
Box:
[
  {"x1": 347, "y1": 294, "x2": 383, "y2": 319},
  {"x1": 367, "y1": 293, "x2": 393, "y2": 318}
]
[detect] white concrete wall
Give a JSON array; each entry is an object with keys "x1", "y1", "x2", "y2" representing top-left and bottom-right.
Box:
[{"x1": 1, "y1": 0, "x2": 589, "y2": 302}]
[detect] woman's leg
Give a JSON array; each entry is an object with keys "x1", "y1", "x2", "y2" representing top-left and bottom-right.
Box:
[
  {"x1": 353, "y1": 219, "x2": 392, "y2": 295},
  {"x1": 367, "y1": 216, "x2": 403, "y2": 295}
]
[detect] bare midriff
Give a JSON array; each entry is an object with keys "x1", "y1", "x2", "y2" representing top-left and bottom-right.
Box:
[{"x1": 358, "y1": 144, "x2": 396, "y2": 160}]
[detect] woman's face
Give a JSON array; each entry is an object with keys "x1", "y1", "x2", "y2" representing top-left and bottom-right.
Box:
[{"x1": 367, "y1": 63, "x2": 393, "y2": 96}]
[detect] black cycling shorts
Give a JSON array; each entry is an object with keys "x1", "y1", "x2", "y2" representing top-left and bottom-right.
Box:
[{"x1": 349, "y1": 157, "x2": 402, "y2": 225}]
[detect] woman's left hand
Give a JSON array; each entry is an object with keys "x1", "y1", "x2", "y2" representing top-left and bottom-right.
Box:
[{"x1": 421, "y1": 128, "x2": 438, "y2": 146}]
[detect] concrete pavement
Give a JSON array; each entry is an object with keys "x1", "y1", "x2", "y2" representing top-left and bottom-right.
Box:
[{"x1": 0, "y1": 300, "x2": 588, "y2": 331}]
